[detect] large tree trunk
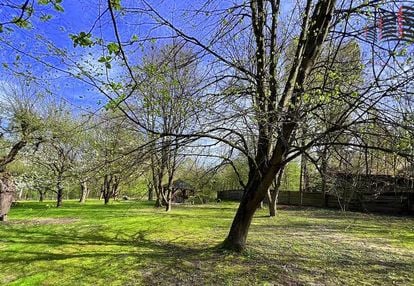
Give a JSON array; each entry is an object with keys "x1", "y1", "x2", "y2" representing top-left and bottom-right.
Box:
[
  {"x1": 101, "y1": 174, "x2": 119, "y2": 204},
  {"x1": 226, "y1": 0, "x2": 335, "y2": 251},
  {"x1": 161, "y1": 185, "x2": 174, "y2": 212},
  {"x1": 0, "y1": 173, "x2": 15, "y2": 222},
  {"x1": 163, "y1": 183, "x2": 173, "y2": 212},
  {"x1": 221, "y1": 179, "x2": 264, "y2": 251}
]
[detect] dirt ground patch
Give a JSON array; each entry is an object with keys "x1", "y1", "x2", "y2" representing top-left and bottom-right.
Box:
[{"x1": 2, "y1": 218, "x2": 80, "y2": 225}]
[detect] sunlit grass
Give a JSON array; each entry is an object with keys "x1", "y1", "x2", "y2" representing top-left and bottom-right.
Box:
[{"x1": 0, "y1": 200, "x2": 413, "y2": 285}]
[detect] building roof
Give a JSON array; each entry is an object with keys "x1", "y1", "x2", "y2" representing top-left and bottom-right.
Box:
[{"x1": 164, "y1": 179, "x2": 194, "y2": 190}]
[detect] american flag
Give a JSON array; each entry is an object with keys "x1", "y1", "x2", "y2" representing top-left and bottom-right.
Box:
[{"x1": 365, "y1": 5, "x2": 414, "y2": 43}]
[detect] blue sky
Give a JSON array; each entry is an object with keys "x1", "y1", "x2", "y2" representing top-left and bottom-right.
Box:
[
  {"x1": 0, "y1": 1, "x2": 109, "y2": 109},
  {"x1": 1, "y1": 0, "x2": 246, "y2": 111},
  {"x1": 0, "y1": 0, "x2": 232, "y2": 110},
  {"x1": 1, "y1": 0, "x2": 411, "y2": 113}
]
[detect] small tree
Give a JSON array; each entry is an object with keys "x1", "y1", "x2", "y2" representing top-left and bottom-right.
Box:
[
  {"x1": 91, "y1": 111, "x2": 140, "y2": 204},
  {"x1": 33, "y1": 102, "x2": 81, "y2": 207},
  {"x1": 134, "y1": 44, "x2": 202, "y2": 211}
]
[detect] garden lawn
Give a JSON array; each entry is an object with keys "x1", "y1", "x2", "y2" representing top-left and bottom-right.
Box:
[{"x1": 0, "y1": 200, "x2": 413, "y2": 285}]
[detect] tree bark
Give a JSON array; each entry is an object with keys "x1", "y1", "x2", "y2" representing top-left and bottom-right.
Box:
[
  {"x1": 299, "y1": 154, "x2": 308, "y2": 206},
  {"x1": 221, "y1": 181, "x2": 263, "y2": 251},
  {"x1": 154, "y1": 197, "x2": 162, "y2": 207},
  {"x1": 165, "y1": 199, "x2": 172, "y2": 212},
  {"x1": 18, "y1": 189, "x2": 24, "y2": 201},
  {"x1": 111, "y1": 176, "x2": 120, "y2": 200},
  {"x1": 55, "y1": 171, "x2": 64, "y2": 208},
  {"x1": 148, "y1": 183, "x2": 154, "y2": 201},
  {"x1": 103, "y1": 175, "x2": 111, "y2": 205},
  {"x1": 321, "y1": 148, "x2": 328, "y2": 207},
  {"x1": 153, "y1": 176, "x2": 164, "y2": 208},
  {"x1": 79, "y1": 181, "x2": 89, "y2": 203},
  {"x1": 267, "y1": 189, "x2": 276, "y2": 217},
  {"x1": 0, "y1": 140, "x2": 27, "y2": 172},
  {"x1": 267, "y1": 167, "x2": 285, "y2": 217},
  {"x1": 104, "y1": 194, "x2": 110, "y2": 205},
  {"x1": 0, "y1": 172, "x2": 17, "y2": 222},
  {"x1": 56, "y1": 187, "x2": 63, "y2": 208},
  {"x1": 39, "y1": 191, "x2": 45, "y2": 202}
]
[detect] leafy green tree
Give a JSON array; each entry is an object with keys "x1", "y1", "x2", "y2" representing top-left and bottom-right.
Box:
[
  {"x1": 134, "y1": 44, "x2": 202, "y2": 211},
  {"x1": 0, "y1": 81, "x2": 43, "y2": 172},
  {"x1": 32, "y1": 102, "x2": 81, "y2": 207},
  {"x1": 0, "y1": 80, "x2": 44, "y2": 220},
  {"x1": 90, "y1": 111, "x2": 141, "y2": 204}
]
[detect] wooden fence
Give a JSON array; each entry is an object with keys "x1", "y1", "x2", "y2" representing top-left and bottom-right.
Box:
[{"x1": 217, "y1": 190, "x2": 414, "y2": 215}]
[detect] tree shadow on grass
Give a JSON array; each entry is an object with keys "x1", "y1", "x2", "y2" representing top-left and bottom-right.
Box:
[
  {"x1": 0, "y1": 226, "x2": 237, "y2": 285},
  {"x1": 1, "y1": 220, "x2": 413, "y2": 285},
  {"x1": 249, "y1": 216, "x2": 414, "y2": 242},
  {"x1": 2, "y1": 202, "x2": 414, "y2": 285}
]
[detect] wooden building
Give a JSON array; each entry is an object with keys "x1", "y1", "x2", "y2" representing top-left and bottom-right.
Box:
[{"x1": 164, "y1": 180, "x2": 196, "y2": 203}]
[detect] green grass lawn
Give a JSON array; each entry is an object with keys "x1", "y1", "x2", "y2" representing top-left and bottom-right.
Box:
[{"x1": 0, "y1": 200, "x2": 413, "y2": 285}]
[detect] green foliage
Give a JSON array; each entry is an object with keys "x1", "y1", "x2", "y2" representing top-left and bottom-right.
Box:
[
  {"x1": 110, "y1": 0, "x2": 122, "y2": 11},
  {"x1": 130, "y1": 34, "x2": 139, "y2": 43},
  {"x1": 12, "y1": 17, "x2": 31, "y2": 29},
  {"x1": 38, "y1": 0, "x2": 64, "y2": 11},
  {"x1": 122, "y1": 178, "x2": 148, "y2": 198},
  {"x1": 0, "y1": 0, "x2": 63, "y2": 33},
  {"x1": 105, "y1": 94, "x2": 126, "y2": 110},
  {"x1": 53, "y1": 3, "x2": 64, "y2": 12},
  {"x1": 40, "y1": 14, "x2": 53, "y2": 22},
  {"x1": 98, "y1": 56, "x2": 112, "y2": 69},
  {"x1": 107, "y1": 42, "x2": 120, "y2": 55},
  {"x1": 69, "y1": 32, "x2": 94, "y2": 48},
  {"x1": 280, "y1": 162, "x2": 301, "y2": 191},
  {"x1": 207, "y1": 157, "x2": 249, "y2": 192},
  {"x1": 108, "y1": 81, "x2": 122, "y2": 91},
  {"x1": 303, "y1": 40, "x2": 362, "y2": 107}
]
